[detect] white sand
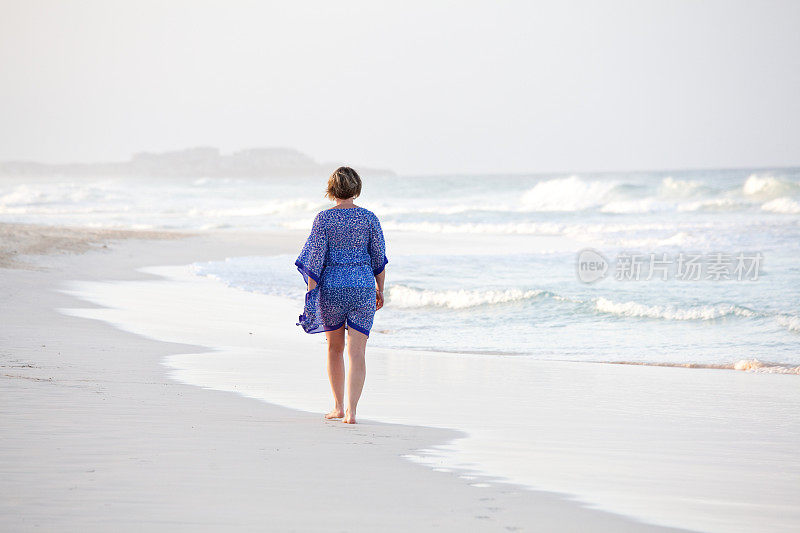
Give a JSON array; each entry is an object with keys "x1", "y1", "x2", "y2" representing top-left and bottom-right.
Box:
[
  {"x1": 0, "y1": 224, "x2": 692, "y2": 532},
  {"x1": 60, "y1": 261, "x2": 800, "y2": 533}
]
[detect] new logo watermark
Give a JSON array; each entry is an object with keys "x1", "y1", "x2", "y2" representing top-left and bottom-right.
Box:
[
  {"x1": 576, "y1": 248, "x2": 609, "y2": 283},
  {"x1": 576, "y1": 249, "x2": 763, "y2": 283}
]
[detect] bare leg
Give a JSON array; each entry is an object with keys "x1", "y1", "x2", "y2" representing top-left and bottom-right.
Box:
[
  {"x1": 324, "y1": 326, "x2": 345, "y2": 419},
  {"x1": 343, "y1": 327, "x2": 368, "y2": 424}
]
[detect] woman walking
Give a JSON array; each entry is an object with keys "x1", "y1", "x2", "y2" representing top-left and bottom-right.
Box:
[{"x1": 295, "y1": 167, "x2": 388, "y2": 424}]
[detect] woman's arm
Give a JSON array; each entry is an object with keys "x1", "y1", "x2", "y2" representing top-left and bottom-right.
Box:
[
  {"x1": 296, "y1": 212, "x2": 327, "y2": 288},
  {"x1": 375, "y1": 268, "x2": 386, "y2": 310},
  {"x1": 368, "y1": 213, "x2": 387, "y2": 310}
]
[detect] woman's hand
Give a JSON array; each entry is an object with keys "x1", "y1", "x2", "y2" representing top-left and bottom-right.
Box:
[
  {"x1": 375, "y1": 269, "x2": 385, "y2": 310},
  {"x1": 376, "y1": 290, "x2": 384, "y2": 311}
]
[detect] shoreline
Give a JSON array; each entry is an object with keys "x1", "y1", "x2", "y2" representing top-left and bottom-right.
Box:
[
  {"x1": 0, "y1": 224, "x2": 694, "y2": 532},
  {"x1": 341, "y1": 345, "x2": 800, "y2": 375},
  {"x1": 72, "y1": 262, "x2": 799, "y2": 533},
  {"x1": 17, "y1": 221, "x2": 799, "y2": 533}
]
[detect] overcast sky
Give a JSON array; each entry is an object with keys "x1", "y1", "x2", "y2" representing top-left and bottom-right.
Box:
[{"x1": 1, "y1": 1, "x2": 798, "y2": 175}]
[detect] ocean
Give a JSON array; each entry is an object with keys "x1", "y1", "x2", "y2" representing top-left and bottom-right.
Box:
[{"x1": 5, "y1": 167, "x2": 798, "y2": 370}]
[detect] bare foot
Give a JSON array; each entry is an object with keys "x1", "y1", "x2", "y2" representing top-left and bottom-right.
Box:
[
  {"x1": 325, "y1": 408, "x2": 344, "y2": 419},
  {"x1": 343, "y1": 409, "x2": 357, "y2": 424}
]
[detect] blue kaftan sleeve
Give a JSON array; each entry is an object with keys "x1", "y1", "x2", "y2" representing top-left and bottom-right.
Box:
[
  {"x1": 295, "y1": 213, "x2": 327, "y2": 284},
  {"x1": 368, "y1": 213, "x2": 388, "y2": 276}
]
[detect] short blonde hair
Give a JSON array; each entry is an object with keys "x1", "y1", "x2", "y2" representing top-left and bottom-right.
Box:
[{"x1": 326, "y1": 166, "x2": 362, "y2": 200}]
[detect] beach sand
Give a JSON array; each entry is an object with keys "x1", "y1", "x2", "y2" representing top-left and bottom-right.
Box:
[{"x1": 0, "y1": 223, "x2": 693, "y2": 532}]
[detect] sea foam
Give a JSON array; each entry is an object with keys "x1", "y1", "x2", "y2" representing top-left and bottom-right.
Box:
[
  {"x1": 742, "y1": 174, "x2": 799, "y2": 199},
  {"x1": 520, "y1": 176, "x2": 619, "y2": 212},
  {"x1": 775, "y1": 314, "x2": 800, "y2": 333},
  {"x1": 387, "y1": 285, "x2": 548, "y2": 309},
  {"x1": 658, "y1": 177, "x2": 710, "y2": 198},
  {"x1": 733, "y1": 359, "x2": 800, "y2": 374},
  {"x1": 595, "y1": 297, "x2": 756, "y2": 321},
  {"x1": 761, "y1": 197, "x2": 800, "y2": 214}
]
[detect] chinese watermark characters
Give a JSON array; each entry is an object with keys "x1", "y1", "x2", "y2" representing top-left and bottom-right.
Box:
[{"x1": 577, "y1": 250, "x2": 763, "y2": 283}]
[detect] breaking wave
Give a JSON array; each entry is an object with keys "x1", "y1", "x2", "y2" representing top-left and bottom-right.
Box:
[
  {"x1": 677, "y1": 198, "x2": 748, "y2": 212},
  {"x1": 761, "y1": 197, "x2": 800, "y2": 214},
  {"x1": 742, "y1": 174, "x2": 799, "y2": 199},
  {"x1": 519, "y1": 176, "x2": 620, "y2": 212},
  {"x1": 595, "y1": 298, "x2": 800, "y2": 335},
  {"x1": 658, "y1": 177, "x2": 711, "y2": 198},
  {"x1": 775, "y1": 314, "x2": 800, "y2": 333},
  {"x1": 387, "y1": 285, "x2": 553, "y2": 309},
  {"x1": 595, "y1": 297, "x2": 756, "y2": 321}
]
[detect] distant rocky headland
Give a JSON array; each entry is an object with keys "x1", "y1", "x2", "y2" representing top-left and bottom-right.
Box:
[{"x1": 0, "y1": 147, "x2": 394, "y2": 178}]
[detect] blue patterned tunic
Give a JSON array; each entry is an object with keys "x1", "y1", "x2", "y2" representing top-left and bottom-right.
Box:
[{"x1": 295, "y1": 206, "x2": 388, "y2": 336}]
